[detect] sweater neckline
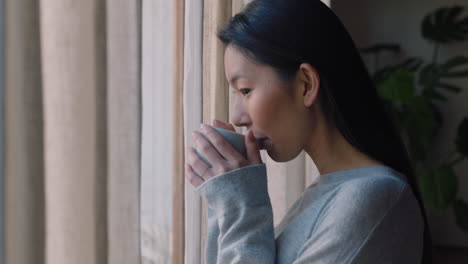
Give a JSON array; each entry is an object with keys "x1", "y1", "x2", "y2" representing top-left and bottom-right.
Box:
[{"x1": 316, "y1": 165, "x2": 407, "y2": 186}]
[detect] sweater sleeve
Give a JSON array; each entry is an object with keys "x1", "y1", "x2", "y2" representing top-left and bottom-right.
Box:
[
  {"x1": 204, "y1": 206, "x2": 219, "y2": 264},
  {"x1": 196, "y1": 163, "x2": 275, "y2": 264}
]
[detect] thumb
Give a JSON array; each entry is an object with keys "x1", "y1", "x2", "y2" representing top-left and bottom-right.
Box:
[{"x1": 245, "y1": 130, "x2": 262, "y2": 164}]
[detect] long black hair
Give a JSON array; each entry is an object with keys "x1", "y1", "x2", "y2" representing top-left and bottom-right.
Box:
[{"x1": 218, "y1": 0, "x2": 432, "y2": 262}]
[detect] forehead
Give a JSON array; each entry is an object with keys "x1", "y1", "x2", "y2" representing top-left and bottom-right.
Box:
[{"x1": 224, "y1": 45, "x2": 260, "y2": 83}]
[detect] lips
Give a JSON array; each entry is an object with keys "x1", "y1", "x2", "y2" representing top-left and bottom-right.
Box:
[{"x1": 247, "y1": 129, "x2": 268, "y2": 149}]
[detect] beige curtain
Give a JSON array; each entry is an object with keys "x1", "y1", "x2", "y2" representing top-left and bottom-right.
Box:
[
  {"x1": 5, "y1": 0, "x2": 141, "y2": 263},
  {"x1": 183, "y1": 0, "x2": 204, "y2": 263}
]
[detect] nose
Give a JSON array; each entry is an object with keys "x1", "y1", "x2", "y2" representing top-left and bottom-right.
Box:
[{"x1": 230, "y1": 97, "x2": 251, "y2": 129}]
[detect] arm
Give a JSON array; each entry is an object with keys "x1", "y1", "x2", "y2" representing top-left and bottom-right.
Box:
[
  {"x1": 197, "y1": 163, "x2": 275, "y2": 264},
  {"x1": 204, "y1": 207, "x2": 219, "y2": 264}
]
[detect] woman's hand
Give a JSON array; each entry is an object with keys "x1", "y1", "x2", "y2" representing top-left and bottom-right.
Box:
[{"x1": 185, "y1": 119, "x2": 263, "y2": 188}]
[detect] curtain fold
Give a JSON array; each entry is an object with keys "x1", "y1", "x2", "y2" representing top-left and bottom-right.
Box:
[
  {"x1": 5, "y1": 0, "x2": 141, "y2": 263},
  {"x1": 173, "y1": 0, "x2": 186, "y2": 263},
  {"x1": 106, "y1": 1, "x2": 141, "y2": 263},
  {"x1": 141, "y1": 1, "x2": 176, "y2": 263},
  {"x1": 0, "y1": 0, "x2": 5, "y2": 261},
  {"x1": 183, "y1": 1, "x2": 204, "y2": 264},
  {"x1": 40, "y1": 1, "x2": 107, "y2": 262},
  {"x1": 5, "y1": 1, "x2": 45, "y2": 263}
]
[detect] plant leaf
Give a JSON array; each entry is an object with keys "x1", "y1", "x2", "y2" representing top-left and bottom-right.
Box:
[
  {"x1": 442, "y1": 70, "x2": 468, "y2": 78},
  {"x1": 419, "y1": 63, "x2": 440, "y2": 89},
  {"x1": 440, "y1": 56, "x2": 468, "y2": 78},
  {"x1": 373, "y1": 65, "x2": 399, "y2": 85},
  {"x1": 436, "y1": 82, "x2": 462, "y2": 93},
  {"x1": 377, "y1": 69, "x2": 415, "y2": 103},
  {"x1": 399, "y1": 57, "x2": 424, "y2": 72},
  {"x1": 455, "y1": 117, "x2": 468, "y2": 155},
  {"x1": 443, "y1": 56, "x2": 468, "y2": 68},
  {"x1": 420, "y1": 166, "x2": 458, "y2": 210},
  {"x1": 422, "y1": 6, "x2": 468, "y2": 43},
  {"x1": 420, "y1": 57, "x2": 468, "y2": 97},
  {"x1": 402, "y1": 97, "x2": 439, "y2": 160},
  {"x1": 424, "y1": 89, "x2": 448, "y2": 101},
  {"x1": 372, "y1": 57, "x2": 423, "y2": 85}
]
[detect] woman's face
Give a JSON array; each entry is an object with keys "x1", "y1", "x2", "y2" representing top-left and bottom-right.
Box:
[{"x1": 224, "y1": 45, "x2": 313, "y2": 162}]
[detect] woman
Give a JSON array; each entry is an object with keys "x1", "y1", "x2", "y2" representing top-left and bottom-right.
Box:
[{"x1": 185, "y1": 0, "x2": 432, "y2": 263}]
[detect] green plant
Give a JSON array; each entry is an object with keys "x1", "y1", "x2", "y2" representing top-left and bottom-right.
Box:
[{"x1": 361, "y1": 6, "x2": 468, "y2": 233}]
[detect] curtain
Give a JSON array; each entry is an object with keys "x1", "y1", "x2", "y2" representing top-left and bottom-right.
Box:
[
  {"x1": 183, "y1": 1, "x2": 204, "y2": 263},
  {"x1": 4, "y1": 0, "x2": 141, "y2": 263}
]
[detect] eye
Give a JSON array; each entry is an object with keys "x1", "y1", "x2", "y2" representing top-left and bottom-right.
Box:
[{"x1": 239, "y1": 88, "x2": 251, "y2": 95}]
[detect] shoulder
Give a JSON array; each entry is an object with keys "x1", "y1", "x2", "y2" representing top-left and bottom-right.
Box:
[
  {"x1": 293, "y1": 167, "x2": 424, "y2": 263},
  {"x1": 331, "y1": 168, "x2": 408, "y2": 219},
  {"x1": 313, "y1": 166, "x2": 411, "y2": 232},
  {"x1": 334, "y1": 169, "x2": 408, "y2": 213}
]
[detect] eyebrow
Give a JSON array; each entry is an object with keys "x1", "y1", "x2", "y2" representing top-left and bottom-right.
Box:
[{"x1": 229, "y1": 74, "x2": 246, "y2": 85}]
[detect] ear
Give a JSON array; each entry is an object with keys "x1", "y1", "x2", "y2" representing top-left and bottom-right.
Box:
[{"x1": 297, "y1": 63, "x2": 320, "y2": 107}]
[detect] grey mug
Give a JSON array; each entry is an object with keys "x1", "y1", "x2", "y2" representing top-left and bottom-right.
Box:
[{"x1": 194, "y1": 126, "x2": 246, "y2": 176}]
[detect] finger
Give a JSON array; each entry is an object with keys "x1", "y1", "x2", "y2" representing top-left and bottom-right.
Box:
[
  {"x1": 226, "y1": 123, "x2": 236, "y2": 132},
  {"x1": 212, "y1": 119, "x2": 234, "y2": 131},
  {"x1": 193, "y1": 130, "x2": 226, "y2": 165},
  {"x1": 212, "y1": 119, "x2": 236, "y2": 132},
  {"x1": 245, "y1": 130, "x2": 263, "y2": 164},
  {"x1": 185, "y1": 163, "x2": 205, "y2": 188},
  {"x1": 188, "y1": 145, "x2": 213, "y2": 178},
  {"x1": 201, "y1": 125, "x2": 245, "y2": 162}
]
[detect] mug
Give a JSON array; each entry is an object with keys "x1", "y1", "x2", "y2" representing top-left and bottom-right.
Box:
[{"x1": 194, "y1": 126, "x2": 247, "y2": 173}]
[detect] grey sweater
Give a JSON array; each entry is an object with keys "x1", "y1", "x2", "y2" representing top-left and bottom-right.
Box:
[{"x1": 196, "y1": 164, "x2": 424, "y2": 264}]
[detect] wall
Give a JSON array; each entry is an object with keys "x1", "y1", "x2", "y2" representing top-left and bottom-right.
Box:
[{"x1": 333, "y1": 0, "x2": 468, "y2": 247}]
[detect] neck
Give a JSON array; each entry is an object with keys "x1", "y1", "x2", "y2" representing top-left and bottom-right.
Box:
[{"x1": 304, "y1": 119, "x2": 383, "y2": 176}]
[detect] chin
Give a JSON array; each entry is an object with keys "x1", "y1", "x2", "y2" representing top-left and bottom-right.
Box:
[{"x1": 267, "y1": 149, "x2": 300, "y2": 163}]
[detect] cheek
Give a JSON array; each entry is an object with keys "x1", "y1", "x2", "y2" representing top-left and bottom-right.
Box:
[
  {"x1": 250, "y1": 91, "x2": 293, "y2": 135},
  {"x1": 250, "y1": 96, "x2": 277, "y2": 126}
]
